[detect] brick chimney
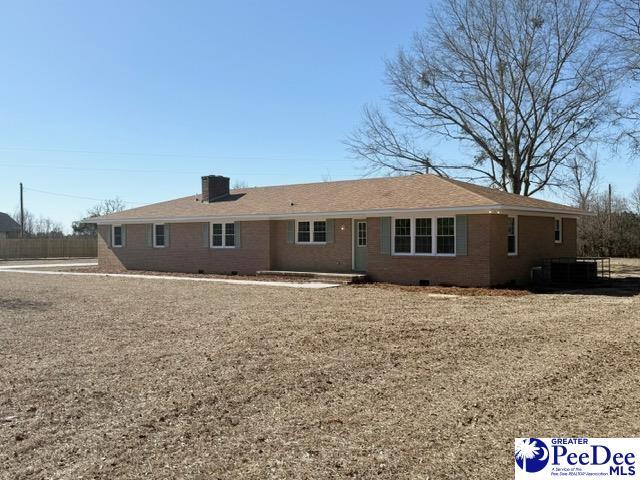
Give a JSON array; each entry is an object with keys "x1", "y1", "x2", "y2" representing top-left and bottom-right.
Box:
[{"x1": 201, "y1": 175, "x2": 230, "y2": 202}]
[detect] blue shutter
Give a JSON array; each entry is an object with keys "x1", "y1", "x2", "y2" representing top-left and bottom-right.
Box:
[
  {"x1": 455, "y1": 215, "x2": 468, "y2": 256},
  {"x1": 326, "y1": 219, "x2": 335, "y2": 243},
  {"x1": 146, "y1": 224, "x2": 153, "y2": 247},
  {"x1": 202, "y1": 223, "x2": 209, "y2": 248},
  {"x1": 380, "y1": 217, "x2": 391, "y2": 255},
  {"x1": 286, "y1": 220, "x2": 295, "y2": 244}
]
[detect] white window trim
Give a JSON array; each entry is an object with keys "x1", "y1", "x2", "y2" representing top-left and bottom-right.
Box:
[
  {"x1": 554, "y1": 217, "x2": 563, "y2": 244},
  {"x1": 210, "y1": 222, "x2": 236, "y2": 249},
  {"x1": 507, "y1": 216, "x2": 518, "y2": 256},
  {"x1": 153, "y1": 223, "x2": 166, "y2": 248},
  {"x1": 112, "y1": 224, "x2": 123, "y2": 248},
  {"x1": 295, "y1": 219, "x2": 327, "y2": 245},
  {"x1": 391, "y1": 216, "x2": 456, "y2": 257}
]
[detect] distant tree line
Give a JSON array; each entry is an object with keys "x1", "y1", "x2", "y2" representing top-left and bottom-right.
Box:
[
  {"x1": 11, "y1": 209, "x2": 64, "y2": 238},
  {"x1": 577, "y1": 186, "x2": 640, "y2": 257},
  {"x1": 9, "y1": 198, "x2": 127, "y2": 238},
  {"x1": 565, "y1": 154, "x2": 640, "y2": 257}
]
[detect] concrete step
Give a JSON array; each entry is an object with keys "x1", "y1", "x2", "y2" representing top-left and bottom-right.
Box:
[{"x1": 256, "y1": 270, "x2": 368, "y2": 284}]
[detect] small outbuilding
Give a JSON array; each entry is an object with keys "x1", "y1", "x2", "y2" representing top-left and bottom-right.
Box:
[{"x1": 0, "y1": 212, "x2": 20, "y2": 239}]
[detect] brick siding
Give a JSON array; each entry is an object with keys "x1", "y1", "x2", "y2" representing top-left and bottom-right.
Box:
[
  {"x1": 98, "y1": 214, "x2": 577, "y2": 286},
  {"x1": 98, "y1": 221, "x2": 270, "y2": 275},
  {"x1": 489, "y1": 215, "x2": 577, "y2": 285},
  {"x1": 366, "y1": 215, "x2": 493, "y2": 286},
  {"x1": 269, "y1": 219, "x2": 353, "y2": 272}
]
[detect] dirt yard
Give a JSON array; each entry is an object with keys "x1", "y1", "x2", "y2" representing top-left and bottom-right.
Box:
[
  {"x1": 1, "y1": 273, "x2": 639, "y2": 479},
  {"x1": 611, "y1": 257, "x2": 640, "y2": 277}
]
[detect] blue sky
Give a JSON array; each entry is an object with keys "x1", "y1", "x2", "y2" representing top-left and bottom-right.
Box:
[{"x1": 1, "y1": 0, "x2": 638, "y2": 232}]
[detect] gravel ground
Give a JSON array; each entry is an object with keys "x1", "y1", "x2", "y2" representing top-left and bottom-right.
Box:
[{"x1": 1, "y1": 273, "x2": 639, "y2": 479}]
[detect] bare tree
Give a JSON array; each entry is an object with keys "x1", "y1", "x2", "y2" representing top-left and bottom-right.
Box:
[
  {"x1": 578, "y1": 189, "x2": 640, "y2": 256},
  {"x1": 347, "y1": 0, "x2": 620, "y2": 195},
  {"x1": 606, "y1": 0, "x2": 640, "y2": 153},
  {"x1": 85, "y1": 197, "x2": 128, "y2": 218},
  {"x1": 32, "y1": 216, "x2": 64, "y2": 237},
  {"x1": 72, "y1": 198, "x2": 127, "y2": 235},
  {"x1": 12, "y1": 208, "x2": 34, "y2": 236},
  {"x1": 565, "y1": 151, "x2": 599, "y2": 209},
  {"x1": 232, "y1": 180, "x2": 249, "y2": 189},
  {"x1": 12, "y1": 208, "x2": 63, "y2": 237},
  {"x1": 631, "y1": 183, "x2": 640, "y2": 214}
]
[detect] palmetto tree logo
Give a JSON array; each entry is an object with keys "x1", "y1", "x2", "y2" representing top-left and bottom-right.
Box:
[{"x1": 515, "y1": 438, "x2": 550, "y2": 473}]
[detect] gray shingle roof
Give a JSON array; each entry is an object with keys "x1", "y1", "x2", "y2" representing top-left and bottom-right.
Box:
[
  {"x1": 0, "y1": 212, "x2": 20, "y2": 233},
  {"x1": 94, "y1": 174, "x2": 586, "y2": 223}
]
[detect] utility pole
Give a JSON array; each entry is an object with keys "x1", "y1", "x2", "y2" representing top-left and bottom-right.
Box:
[
  {"x1": 608, "y1": 183, "x2": 612, "y2": 257},
  {"x1": 20, "y1": 182, "x2": 24, "y2": 238}
]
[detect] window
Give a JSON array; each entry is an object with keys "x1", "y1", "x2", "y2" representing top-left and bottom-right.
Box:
[
  {"x1": 296, "y1": 220, "x2": 326, "y2": 244},
  {"x1": 153, "y1": 224, "x2": 165, "y2": 248},
  {"x1": 297, "y1": 221, "x2": 310, "y2": 242},
  {"x1": 313, "y1": 221, "x2": 326, "y2": 243},
  {"x1": 112, "y1": 225, "x2": 123, "y2": 247},
  {"x1": 394, "y1": 218, "x2": 411, "y2": 253},
  {"x1": 225, "y1": 223, "x2": 235, "y2": 247},
  {"x1": 211, "y1": 223, "x2": 235, "y2": 248},
  {"x1": 357, "y1": 221, "x2": 367, "y2": 247},
  {"x1": 415, "y1": 218, "x2": 432, "y2": 254},
  {"x1": 437, "y1": 217, "x2": 455, "y2": 254},
  {"x1": 212, "y1": 223, "x2": 223, "y2": 247},
  {"x1": 393, "y1": 217, "x2": 455, "y2": 255},
  {"x1": 507, "y1": 216, "x2": 517, "y2": 255},
  {"x1": 554, "y1": 218, "x2": 562, "y2": 243}
]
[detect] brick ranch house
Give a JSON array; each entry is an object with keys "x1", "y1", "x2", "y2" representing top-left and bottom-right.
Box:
[{"x1": 92, "y1": 174, "x2": 585, "y2": 286}]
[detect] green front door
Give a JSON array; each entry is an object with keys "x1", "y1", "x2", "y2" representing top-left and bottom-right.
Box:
[{"x1": 353, "y1": 220, "x2": 368, "y2": 272}]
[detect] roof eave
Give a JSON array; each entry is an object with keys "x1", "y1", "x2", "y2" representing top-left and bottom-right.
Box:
[{"x1": 92, "y1": 203, "x2": 587, "y2": 224}]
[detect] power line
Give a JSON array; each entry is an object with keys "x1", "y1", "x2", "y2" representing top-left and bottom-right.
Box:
[
  {"x1": 0, "y1": 162, "x2": 359, "y2": 176},
  {"x1": 0, "y1": 145, "x2": 352, "y2": 163},
  {"x1": 23, "y1": 187, "x2": 148, "y2": 205},
  {"x1": 20, "y1": 182, "x2": 24, "y2": 238},
  {"x1": 0, "y1": 163, "x2": 228, "y2": 175}
]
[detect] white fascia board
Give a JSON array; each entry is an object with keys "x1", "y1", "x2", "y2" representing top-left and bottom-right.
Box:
[
  {"x1": 92, "y1": 203, "x2": 588, "y2": 224},
  {"x1": 91, "y1": 205, "x2": 496, "y2": 224},
  {"x1": 498, "y1": 207, "x2": 590, "y2": 218}
]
